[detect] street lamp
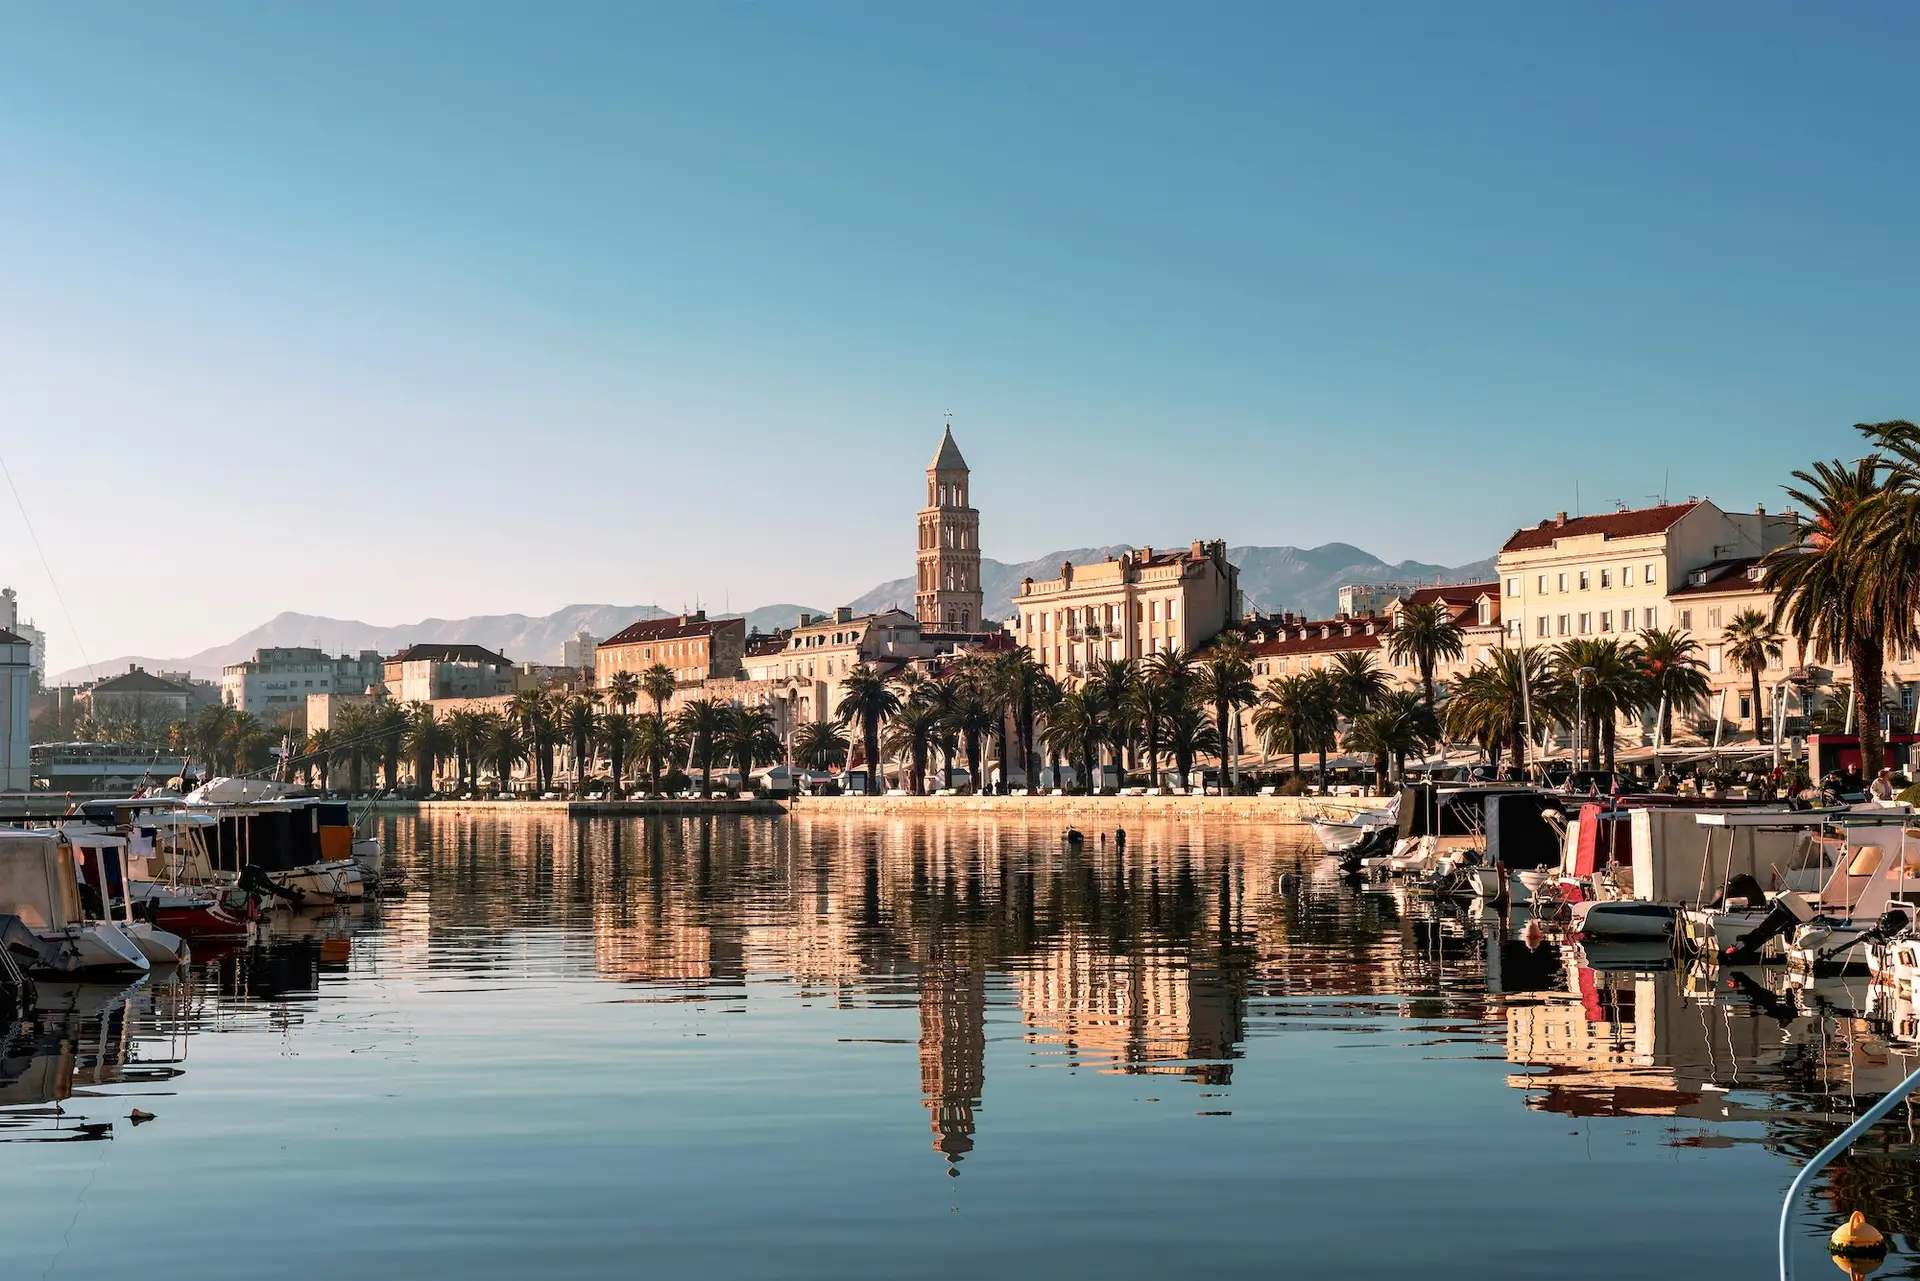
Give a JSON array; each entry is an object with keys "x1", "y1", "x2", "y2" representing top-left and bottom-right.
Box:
[{"x1": 1576, "y1": 665, "x2": 1597, "y2": 773}]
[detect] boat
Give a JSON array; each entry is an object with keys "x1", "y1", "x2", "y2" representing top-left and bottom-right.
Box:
[
  {"x1": 1780, "y1": 812, "x2": 1918, "y2": 974},
  {"x1": 63, "y1": 831, "x2": 190, "y2": 966},
  {"x1": 57, "y1": 804, "x2": 254, "y2": 941},
  {"x1": 0, "y1": 830, "x2": 149, "y2": 977},
  {"x1": 1308, "y1": 799, "x2": 1398, "y2": 853}
]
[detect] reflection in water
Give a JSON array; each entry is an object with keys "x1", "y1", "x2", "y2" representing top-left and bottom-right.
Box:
[{"x1": 10, "y1": 813, "x2": 1920, "y2": 1277}]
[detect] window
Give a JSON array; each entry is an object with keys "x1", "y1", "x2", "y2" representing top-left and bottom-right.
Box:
[
  {"x1": 1578, "y1": 571, "x2": 1591, "y2": 590},
  {"x1": 1168, "y1": 600, "x2": 1178, "y2": 620},
  {"x1": 1622, "y1": 565, "x2": 1635, "y2": 587},
  {"x1": 1708, "y1": 645, "x2": 1723, "y2": 672},
  {"x1": 1600, "y1": 569, "x2": 1611, "y2": 589},
  {"x1": 1536, "y1": 617, "x2": 1548, "y2": 638},
  {"x1": 1557, "y1": 614, "x2": 1570, "y2": 637},
  {"x1": 1707, "y1": 608, "x2": 1722, "y2": 629},
  {"x1": 1508, "y1": 620, "x2": 1523, "y2": 639},
  {"x1": 1536, "y1": 574, "x2": 1547, "y2": 594},
  {"x1": 1678, "y1": 609, "x2": 1692, "y2": 630},
  {"x1": 1644, "y1": 563, "x2": 1658, "y2": 584},
  {"x1": 1739, "y1": 696, "x2": 1752, "y2": 720},
  {"x1": 1557, "y1": 573, "x2": 1569, "y2": 593},
  {"x1": 1506, "y1": 577, "x2": 1519, "y2": 597},
  {"x1": 1578, "y1": 613, "x2": 1592, "y2": 634},
  {"x1": 1643, "y1": 608, "x2": 1657, "y2": 629},
  {"x1": 1772, "y1": 650, "x2": 1786, "y2": 670},
  {"x1": 1600, "y1": 611, "x2": 1613, "y2": 632}
]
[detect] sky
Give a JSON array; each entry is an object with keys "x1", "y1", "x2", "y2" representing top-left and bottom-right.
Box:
[{"x1": 3, "y1": 3, "x2": 1917, "y2": 675}]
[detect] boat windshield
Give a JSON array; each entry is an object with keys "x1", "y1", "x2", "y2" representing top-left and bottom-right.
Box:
[{"x1": 0, "y1": 833, "x2": 81, "y2": 930}]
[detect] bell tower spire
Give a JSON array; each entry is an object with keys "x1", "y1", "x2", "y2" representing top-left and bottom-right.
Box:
[{"x1": 916, "y1": 420, "x2": 983, "y2": 631}]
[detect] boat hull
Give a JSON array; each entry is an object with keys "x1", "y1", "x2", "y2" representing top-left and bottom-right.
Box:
[{"x1": 1572, "y1": 900, "x2": 1676, "y2": 940}]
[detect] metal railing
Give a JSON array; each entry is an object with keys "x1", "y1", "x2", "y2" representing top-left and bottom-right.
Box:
[{"x1": 1779, "y1": 1062, "x2": 1920, "y2": 1279}]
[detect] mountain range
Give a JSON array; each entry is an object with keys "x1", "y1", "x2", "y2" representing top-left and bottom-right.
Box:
[{"x1": 50, "y1": 542, "x2": 1492, "y2": 686}]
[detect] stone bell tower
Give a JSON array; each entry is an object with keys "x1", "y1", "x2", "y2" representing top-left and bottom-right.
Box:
[{"x1": 915, "y1": 424, "x2": 983, "y2": 631}]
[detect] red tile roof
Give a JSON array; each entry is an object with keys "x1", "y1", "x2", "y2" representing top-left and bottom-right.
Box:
[
  {"x1": 1247, "y1": 630, "x2": 1384, "y2": 659},
  {"x1": 1501, "y1": 502, "x2": 1699, "y2": 553},
  {"x1": 1403, "y1": 581, "x2": 1498, "y2": 607},
  {"x1": 600, "y1": 614, "x2": 735, "y2": 647},
  {"x1": 388, "y1": 643, "x2": 513, "y2": 665}
]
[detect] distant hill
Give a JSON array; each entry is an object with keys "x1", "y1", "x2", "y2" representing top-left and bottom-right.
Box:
[
  {"x1": 51, "y1": 543, "x2": 1493, "y2": 685},
  {"x1": 51, "y1": 602, "x2": 820, "y2": 685}
]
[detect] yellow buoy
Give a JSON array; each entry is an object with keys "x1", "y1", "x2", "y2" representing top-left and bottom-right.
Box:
[{"x1": 1830, "y1": 1211, "x2": 1887, "y2": 1279}]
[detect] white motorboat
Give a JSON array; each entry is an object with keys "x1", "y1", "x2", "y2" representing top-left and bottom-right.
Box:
[
  {"x1": 65, "y1": 831, "x2": 190, "y2": 966},
  {"x1": 1308, "y1": 803, "x2": 1396, "y2": 853},
  {"x1": 0, "y1": 830, "x2": 150, "y2": 977},
  {"x1": 1783, "y1": 814, "x2": 1919, "y2": 974}
]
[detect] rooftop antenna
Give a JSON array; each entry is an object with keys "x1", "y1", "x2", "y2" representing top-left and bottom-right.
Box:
[
  {"x1": 1575, "y1": 481, "x2": 1581, "y2": 519},
  {"x1": 1663, "y1": 469, "x2": 1670, "y2": 505}
]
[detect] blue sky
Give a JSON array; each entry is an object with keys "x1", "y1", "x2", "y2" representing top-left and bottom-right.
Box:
[{"x1": 3, "y1": 3, "x2": 1915, "y2": 673}]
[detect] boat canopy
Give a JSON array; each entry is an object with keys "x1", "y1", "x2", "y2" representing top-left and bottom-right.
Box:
[{"x1": 0, "y1": 831, "x2": 81, "y2": 930}]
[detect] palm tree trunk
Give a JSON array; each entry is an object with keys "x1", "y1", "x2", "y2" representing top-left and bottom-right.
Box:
[
  {"x1": 865, "y1": 716, "x2": 882, "y2": 795},
  {"x1": 1855, "y1": 638, "x2": 1888, "y2": 777},
  {"x1": 1750, "y1": 667, "x2": 1765, "y2": 745}
]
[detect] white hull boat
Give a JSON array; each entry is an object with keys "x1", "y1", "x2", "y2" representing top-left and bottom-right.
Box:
[
  {"x1": 1571, "y1": 899, "x2": 1676, "y2": 940},
  {"x1": 39, "y1": 922, "x2": 150, "y2": 976},
  {"x1": 1308, "y1": 808, "x2": 1395, "y2": 853},
  {"x1": 123, "y1": 921, "x2": 189, "y2": 966}
]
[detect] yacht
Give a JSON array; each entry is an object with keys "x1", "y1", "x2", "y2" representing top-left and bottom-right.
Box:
[{"x1": 0, "y1": 830, "x2": 149, "y2": 977}]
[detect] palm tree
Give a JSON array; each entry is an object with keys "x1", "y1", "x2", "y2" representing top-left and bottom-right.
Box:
[
  {"x1": 792, "y1": 720, "x2": 850, "y2": 772},
  {"x1": 1637, "y1": 628, "x2": 1711, "y2": 745},
  {"x1": 1297, "y1": 670, "x2": 1341, "y2": 794},
  {"x1": 884, "y1": 699, "x2": 940, "y2": 795},
  {"x1": 303, "y1": 727, "x2": 336, "y2": 792},
  {"x1": 481, "y1": 712, "x2": 526, "y2": 794},
  {"x1": 402, "y1": 702, "x2": 453, "y2": 796},
  {"x1": 1388, "y1": 601, "x2": 1466, "y2": 706},
  {"x1": 1042, "y1": 687, "x2": 1100, "y2": 793},
  {"x1": 1250, "y1": 675, "x2": 1310, "y2": 781},
  {"x1": 445, "y1": 708, "x2": 489, "y2": 794},
  {"x1": 1194, "y1": 635, "x2": 1256, "y2": 780},
  {"x1": 607, "y1": 671, "x2": 641, "y2": 714},
  {"x1": 332, "y1": 703, "x2": 376, "y2": 793},
  {"x1": 994, "y1": 648, "x2": 1048, "y2": 791},
  {"x1": 560, "y1": 694, "x2": 600, "y2": 794},
  {"x1": 1347, "y1": 688, "x2": 1440, "y2": 788},
  {"x1": 1445, "y1": 648, "x2": 1564, "y2": 776},
  {"x1": 1087, "y1": 658, "x2": 1138, "y2": 773},
  {"x1": 1721, "y1": 608, "x2": 1786, "y2": 744},
  {"x1": 1032, "y1": 671, "x2": 1064, "y2": 788},
  {"x1": 723, "y1": 705, "x2": 782, "y2": 787},
  {"x1": 1551, "y1": 638, "x2": 1645, "y2": 774},
  {"x1": 1125, "y1": 673, "x2": 1177, "y2": 787},
  {"x1": 1162, "y1": 701, "x2": 1216, "y2": 790},
  {"x1": 836, "y1": 665, "x2": 901, "y2": 794},
  {"x1": 632, "y1": 713, "x2": 673, "y2": 794},
  {"x1": 673, "y1": 699, "x2": 730, "y2": 797},
  {"x1": 1764, "y1": 451, "x2": 1900, "y2": 777},
  {"x1": 1327, "y1": 650, "x2": 1389, "y2": 721},
  {"x1": 374, "y1": 700, "x2": 411, "y2": 792},
  {"x1": 643, "y1": 664, "x2": 678, "y2": 721},
  {"x1": 597, "y1": 711, "x2": 633, "y2": 795}
]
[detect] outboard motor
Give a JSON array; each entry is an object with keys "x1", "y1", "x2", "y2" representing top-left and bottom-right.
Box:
[{"x1": 1722, "y1": 892, "x2": 1816, "y2": 966}]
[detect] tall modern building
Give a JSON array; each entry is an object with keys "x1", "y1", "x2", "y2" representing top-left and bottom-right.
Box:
[{"x1": 915, "y1": 425, "x2": 983, "y2": 631}]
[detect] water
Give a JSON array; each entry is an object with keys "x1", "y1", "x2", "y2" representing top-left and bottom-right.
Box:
[{"x1": 2, "y1": 812, "x2": 1916, "y2": 1279}]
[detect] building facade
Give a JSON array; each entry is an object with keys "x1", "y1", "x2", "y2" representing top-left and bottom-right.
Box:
[
  {"x1": 1496, "y1": 500, "x2": 1793, "y2": 649},
  {"x1": 561, "y1": 629, "x2": 600, "y2": 670},
  {"x1": 1015, "y1": 542, "x2": 1240, "y2": 682},
  {"x1": 222, "y1": 648, "x2": 387, "y2": 720},
  {"x1": 0, "y1": 627, "x2": 29, "y2": 790},
  {"x1": 83, "y1": 665, "x2": 194, "y2": 728},
  {"x1": 2, "y1": 589, "x2": 46, "y2": 689},
  {"x1": 595, "y1": 612, "x2": 747, "y2": 710},
  {"x1": 916, "y1": 426, "x2": 984, "y2": 631},
  {"x1": 383, "y1": 644, "x2": 518, "y2": 703}
]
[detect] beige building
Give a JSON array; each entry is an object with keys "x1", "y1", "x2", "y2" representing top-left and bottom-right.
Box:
[
  {"x1": 595, "y1": 611, "x2": 746, "y2": 710},
  {"x1": 1015, "y1": 541, "x2": 1240, "y2": 682},
  {"x1": 916, "y1": 426, "x2": 984, "y2": 631},
  {"x1": 81, "y1": 666, "x2": 195, "y2": 730},
  {"x1": 383, "y1": 643, "x2": 517, "y2": 703},
  {"x1": 1496, "y1": 499, "x2": 1793, "y2": 649}
]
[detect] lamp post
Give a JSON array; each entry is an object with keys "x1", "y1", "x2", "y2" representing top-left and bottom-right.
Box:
[{"x1": 1576, "y1": 666, "x2": 1597, "y2": 773}]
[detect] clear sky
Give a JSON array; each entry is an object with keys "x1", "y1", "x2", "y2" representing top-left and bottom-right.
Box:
[{"x1": 4, "y1": 3, "x2": 1915, "y2": 675}]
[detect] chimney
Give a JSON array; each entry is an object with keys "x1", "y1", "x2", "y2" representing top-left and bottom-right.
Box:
[
  {"x1": 129, "y1": 663, "x2": 137, "y2": 673},
  {"x1": 1554, "y1": 511, "x2": 1568, "y2": 527},
  {"x1": 835, "y1": 606, "x2": 853, "y2": 624},
  {"x1": 1190, "y1": 539, "x2": 1205, "y2": 559},
  {"x1": 1755, "y1": 504, "x2": 1765, "y2": 515}
]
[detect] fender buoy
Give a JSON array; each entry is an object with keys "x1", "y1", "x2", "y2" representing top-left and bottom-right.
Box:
[{"x1": 1522, "y1": 918, "x2": 1545, "y2": 951}]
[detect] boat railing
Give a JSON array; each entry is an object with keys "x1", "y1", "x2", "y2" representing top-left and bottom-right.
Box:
[{"x1": 1779, "y1": 1063, "x2": 1920, "y2": 1279}]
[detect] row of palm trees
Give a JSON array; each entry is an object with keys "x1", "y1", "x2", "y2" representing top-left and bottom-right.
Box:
[{"x1": 827, "y1": 639, "x2": 1443, "y2": 796}]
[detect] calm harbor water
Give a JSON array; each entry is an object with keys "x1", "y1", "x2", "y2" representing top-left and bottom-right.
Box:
[{"x1": 1, "y1": 812, "x2": 1915, "y2": 1279}]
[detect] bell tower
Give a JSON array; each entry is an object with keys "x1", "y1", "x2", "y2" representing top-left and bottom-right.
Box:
[{"x1": 916, "y1": 423, "x2": 983, "y2": 631}]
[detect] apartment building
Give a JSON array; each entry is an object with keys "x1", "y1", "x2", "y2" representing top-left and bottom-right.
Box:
[
  {"x1": 1015, "y1": 541, "x2": 1240, "y2": 682},
  {"x1": 595, "y1": 611, "x2": 747, "y2": 709},
  {"x1": 222, "y1": 648, "x2": 388, "y2": 719},
  {"x1": 383, "y1": 643, "x2": 519, "y2": 703},
  {"x1": 1496, "y1": 500, "x2": 1794, "y2": 648}
]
